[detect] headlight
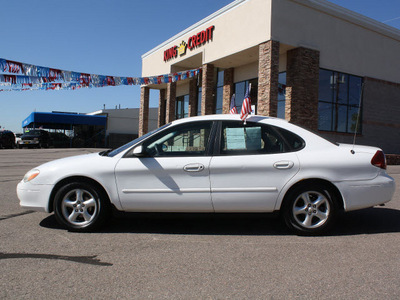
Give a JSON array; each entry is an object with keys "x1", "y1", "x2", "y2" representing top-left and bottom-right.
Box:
[{"x1": 23, "y1": 169, "x2": 40, "y2": 182}]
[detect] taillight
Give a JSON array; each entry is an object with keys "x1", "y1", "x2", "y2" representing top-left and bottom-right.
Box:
[{"x1": 371, "y1": 150, "x2": 387, "y2": 170}]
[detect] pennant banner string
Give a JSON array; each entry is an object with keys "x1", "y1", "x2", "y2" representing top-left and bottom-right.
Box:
[{"x1": 0, "y1": 58, "x2": 201, "y2": 92}]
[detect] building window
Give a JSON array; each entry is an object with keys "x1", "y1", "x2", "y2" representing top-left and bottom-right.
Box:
[
  {"x1": 234, "y1": 78, "x2": 258, "y2": 114},
  {"x1": 197, "y1": 87, "x2": 202, "y2": 116},
  {"x1": 176, "y1": 95, "x2": 189, "y2": 120},
  {"x1": 277, "y1": 72, "x2": 286, "y2": 119},
  {"x1": 215, "y1": 69, "x2": 224, "y2": 114},
  {"x1": 318, "y1": 69, "x2": 363, "y2": 133}
]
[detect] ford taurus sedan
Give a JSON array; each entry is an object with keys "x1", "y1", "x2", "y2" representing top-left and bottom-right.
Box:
[{"x1": 17, "y1": 115, "x2": 395, "y2": 235}]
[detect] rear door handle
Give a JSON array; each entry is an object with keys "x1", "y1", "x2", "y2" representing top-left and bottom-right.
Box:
[
  {"x1": 183, "y1": 163, "x2": 205, "y2": 172},
  {"x1": 273, "y1": 161, "x2": 294, "y2": 170}
]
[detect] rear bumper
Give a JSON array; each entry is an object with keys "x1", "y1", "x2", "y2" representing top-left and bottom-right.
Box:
[
  {"x1": 17, "y1": 181, "x2": 54, "y2": 213},
  {"x1": 336, "y1": 173, "x2": 395, "y2": 211}
]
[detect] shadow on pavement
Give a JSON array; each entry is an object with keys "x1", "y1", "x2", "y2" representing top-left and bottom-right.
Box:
[{"x1": 40, "y1": 206, "x2": 400, "y2": 236}]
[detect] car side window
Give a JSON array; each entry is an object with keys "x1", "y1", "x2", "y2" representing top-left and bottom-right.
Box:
[
  {"x1": 220, "y1": 121, "x2": 287, "y2": 155},
  {"x1": 143, "y1": 121, "x2": 212, "y2": 157}
]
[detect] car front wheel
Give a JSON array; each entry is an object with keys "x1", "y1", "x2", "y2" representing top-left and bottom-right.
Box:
[
  {"x1": 54, "y1": 182, "x2": 110, "y2": 232},
  {"x1": 282, "y1": 184, "x2": 338, "y2": 235}
]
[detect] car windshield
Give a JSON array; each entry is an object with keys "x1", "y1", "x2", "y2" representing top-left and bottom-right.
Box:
[
  {"x1": 105, "y1": 123, "x2": 171, "y2": 157},
  {"x1": 23, "y1": 130, "x2": 41, "y2": 136}
]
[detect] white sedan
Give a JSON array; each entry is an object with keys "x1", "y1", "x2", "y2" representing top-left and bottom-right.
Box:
[{"x1": 17, "y1": 115, "x2": 395, "y2": 235}]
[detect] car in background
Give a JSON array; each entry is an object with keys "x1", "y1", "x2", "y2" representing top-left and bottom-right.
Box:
[
  {"x1": 18, "y1": 129, "x2": 51, "y2": 149},
  {"x1": 0, "y1": 130, "x2": 16, "y2": 149},
  {"x1": 17, "y1": 115, "x2": 395, "y2": 235},
  {"x1": 14, "y1": 133, "x2": 23, "y2": 147}
]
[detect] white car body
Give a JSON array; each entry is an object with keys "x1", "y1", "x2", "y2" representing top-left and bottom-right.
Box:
[{"x1": 17, "y1": 115, "x2": 395, "y2": 234}]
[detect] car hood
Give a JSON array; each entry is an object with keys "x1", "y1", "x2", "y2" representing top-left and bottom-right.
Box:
[{"x1": 26, "y1": 153, "x2": 117, "y2": 185}]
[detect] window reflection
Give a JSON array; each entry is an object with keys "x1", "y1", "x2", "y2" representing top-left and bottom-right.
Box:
[
  {"x1": 215, "y1": 70, "x2": 224, "y2": 114},
  {"x1": 277, "y1": 72, "x2": 286, "y2": 119},
  {"x1": 234, "y1": 79, "x2": 258, "y2": 114},
  {"x1": 176, "y1": 94, "x2": 189, "y2": 119},
  {"x1": 318, "y1": 69, "x2": 362, "y2": 133}
]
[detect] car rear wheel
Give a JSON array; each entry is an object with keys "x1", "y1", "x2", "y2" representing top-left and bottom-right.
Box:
[
  {"x1": 282, "y1": 184, "x2": 337, "y2": 235},
  {"x1": 54, "y1": 182, "x2": 110, "y2": 232}
]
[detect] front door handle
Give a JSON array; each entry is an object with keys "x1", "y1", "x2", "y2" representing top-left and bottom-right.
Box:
[
  {"x1": 183, "y1": 163, "x2": 205, "y2": 172},
  {"x1": 273, "y1": 161, "x2": 294, "y2": 170}
]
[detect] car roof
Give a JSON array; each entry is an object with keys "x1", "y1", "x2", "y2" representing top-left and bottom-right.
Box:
[
  {"x1": 170, "y1": 114, "x2": 284, "y2": 125},
  {"x1": 168, "y1": 114, "x2": 335, "y2": 149}
]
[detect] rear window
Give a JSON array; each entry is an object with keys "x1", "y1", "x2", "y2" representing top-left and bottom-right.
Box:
[{"x1": 274, "y1": 127, "x2": 305, "y2": 151}]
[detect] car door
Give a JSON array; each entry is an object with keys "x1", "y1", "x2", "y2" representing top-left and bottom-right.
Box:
[
  {"x1": 209, "y1": 120, "x2": 301, "y2": 212},
  {"x1": 115, "y1": 121, "x2": 215, "y2": 212}
]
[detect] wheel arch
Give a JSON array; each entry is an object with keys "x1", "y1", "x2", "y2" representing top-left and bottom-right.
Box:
[
  {"x1": 48, "y1": 176, "x2": 112, "y2": 213},
  {"x1": 279, "y1": 178, "x2": 344, "y2": 212}
]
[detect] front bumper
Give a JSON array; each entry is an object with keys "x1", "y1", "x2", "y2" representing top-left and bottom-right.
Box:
[
  {"x1": 336, "y1": 172, "x2": 396, "y2": 211},
  {"x1": 17, "y1": 181, "x2": 54, "y2": 213},
  {"x1": 19, "y1": 140, "x2": 39, "y2": 146}
]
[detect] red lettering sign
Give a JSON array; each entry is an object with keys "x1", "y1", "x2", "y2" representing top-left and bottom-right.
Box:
[
  {"x1": 164, "y1": 26, "x2": 215, "y2": 61},
  {"x1": 187, "y1": 26, "x2": 215, "y2": 50},
  {"x1": 164, "y1": 46, "x2": 177, "y2": 62}
]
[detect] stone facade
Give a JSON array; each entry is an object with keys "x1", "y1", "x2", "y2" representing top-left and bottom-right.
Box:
[
  {"x1": 166, "y1": 82, "x2": 176, "y2": 123},
  {"x1": 257, "y1": 40, "x2": 280, "y2": 117},
  {"x1": 222, "y1": 68, "x2": 234, "y2": 114},
  {"x1": 201, "y1": 64, "x2": 215, "y2": 115},
  {"x1": 362, "y1": 77, "x2": 400, "y2": 152},
  {"x1": 158, "y1": 89, "x2": 166, "y2": 127},
  {"x1": 188, "y1": 78, "x2": 198, "y2": 117},
  {"x1": 139, "y1": 86, "x2": 149, "y2": 137},
  {"x1": 286, "y1": 47, "x2": 320, "y2": 131}
]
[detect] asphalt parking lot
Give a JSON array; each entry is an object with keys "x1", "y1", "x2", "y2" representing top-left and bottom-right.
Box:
[{"x1": 1, "y1": 148, "x2": 399, "y2": 299}]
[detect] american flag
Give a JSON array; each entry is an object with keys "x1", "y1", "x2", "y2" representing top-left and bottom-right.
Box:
[
  {"x1": 229, "y1": 94, "x2": 237, "y2": 114},
  {"x1": 240, "y1": 83, "x2": 252, "y2": 121}
]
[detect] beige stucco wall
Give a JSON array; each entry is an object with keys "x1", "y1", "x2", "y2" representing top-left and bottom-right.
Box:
[
  {"x1": 176, "y1": 84, "x2": 190, "y2": 98},
  {"x1": 142, "y1": 0, "x2": 400, "y2": 83},
  {"x1": 91, "y1": 108, "x2": 158, "y2": 135},
  {"x1": 234, "y1": 61, "x2": 258, "y2": 82},
  {"x1": 142, "y1": 0, "x2": 272, "y2": 77},
  {"x1": 272, "y1": 0, "x2": 400, "y2": 83}
]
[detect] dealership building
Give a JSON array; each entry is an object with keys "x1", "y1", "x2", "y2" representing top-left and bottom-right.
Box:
[{"x1": 139, "y1": 0, "x2": 400, "y2": 154}]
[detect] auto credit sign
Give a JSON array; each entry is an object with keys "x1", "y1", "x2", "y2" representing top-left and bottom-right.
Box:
[{"x1": 164, "y1": 25, "x2": 215, "y2": 62}]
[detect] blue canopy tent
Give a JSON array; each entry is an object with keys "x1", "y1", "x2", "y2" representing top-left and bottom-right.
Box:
[
  {"x1": 21, "y1": 112, "x2": 107, "y2": 148},
  {"x1": 22, "y1": 112, "x2": 106, "y2": 130}
]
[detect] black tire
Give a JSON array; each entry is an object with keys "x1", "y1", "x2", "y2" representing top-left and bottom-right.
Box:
[
  {"x1": 54, "y1": 182, "x2": 110, "y2": 232},
  {"x1": 282, "y1": 184, "x2": 338, "y2": 235}
]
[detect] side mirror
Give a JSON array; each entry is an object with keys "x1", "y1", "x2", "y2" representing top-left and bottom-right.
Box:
[{"x1": 132, "y1": 145, "x2": 146, "y2": 157}]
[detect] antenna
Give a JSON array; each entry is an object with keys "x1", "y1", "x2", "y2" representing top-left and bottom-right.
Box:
[{"x1": 351, "y1": 81, "x2": 365, "y2": 154}]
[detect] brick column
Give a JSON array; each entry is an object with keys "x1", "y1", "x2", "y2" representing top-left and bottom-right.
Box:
[
  {"x1": 188, "y1": 78, "x2": 198, "y2": 117},
  {"x1": 222, "y1": 68, "x2": 234, "y2": 114},
  {"x1": 201, "y1": 64, "x2": 215, "y2": 115},
  {"x1": 257, "y1": 40, "x2": 280, "y2": 117},
  {"x1": 166, "y1": 82, "x2": 176, "y2": 123},
  {"x1": 139, "y1": 86, "x2": 149, "y2": 136},
  {"x1": 286, "y1": 47, "x2": 320, "y2": 131},
  {"x1": 158, "y1": 89, "x2": 166, "y2": 127}
]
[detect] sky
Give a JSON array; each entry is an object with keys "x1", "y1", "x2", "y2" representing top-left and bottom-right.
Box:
[{"x1": 1, "y1": 0, "x2": 400, "y2": 133}]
